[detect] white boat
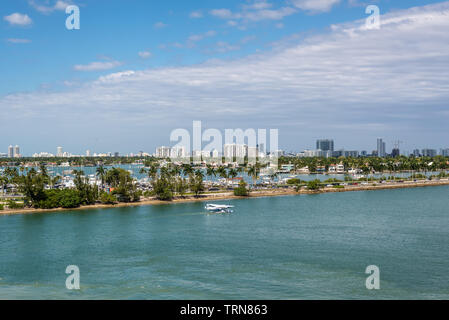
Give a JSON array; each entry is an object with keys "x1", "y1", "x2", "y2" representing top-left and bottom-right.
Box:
[{"x1": 205, "y1": 204, "x2": 234, "y2": 213}]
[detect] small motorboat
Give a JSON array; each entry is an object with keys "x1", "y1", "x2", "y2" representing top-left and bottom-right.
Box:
[{"x1": 205, "y1": 204, "x2": 234, "y2": 214}]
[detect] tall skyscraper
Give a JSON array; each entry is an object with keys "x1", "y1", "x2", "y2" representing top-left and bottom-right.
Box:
[
  {"x1": 377, "y1": 138, "x2": 386, "y2": 157},
  {"x1": 421, "y1": 149, "x2": 437, "y2": 157},
  {"x1": 316, "y1": 139, "x2": 334, "y2": 152},
  {"x1": 14, "y1": 145, "x2": 20, "y2": 158},
  {"x1": 57, "y1": 146, "x2": 63, "y2": 157},
  {"x1": 223, "y1": 144, "x2": 248, "y2": 160},
  {"x1": 391, "y1": 148, "x2": 400, "y2": 157},
  {"x1": 8, "y1": 145, "x2": 13, "y2": 158}
]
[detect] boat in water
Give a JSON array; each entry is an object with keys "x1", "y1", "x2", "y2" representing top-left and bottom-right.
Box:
[{"x1": 205, "y1": 204, "x2": 234, "y2": 214}]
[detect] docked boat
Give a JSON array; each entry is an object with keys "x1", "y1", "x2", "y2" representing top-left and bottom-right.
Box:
[{"x1": 205, "y1": 204, "x2": 234, "y2": 214}]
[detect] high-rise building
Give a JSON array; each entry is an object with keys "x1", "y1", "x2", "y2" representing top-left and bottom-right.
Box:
[
  {"x1": 14, "y1": 145, "x2": 20, "y2": 158},
  {"x1": 57, "y1": 146, "x2": 63, "y2": 157},
  {"x1": 170, "y1": 146, "x2": 186, "y2": 158},
  {"x1": 86, "y1": 150, "x2": 91, "y2": 157},
  {"x1": 421, "y1": 149, "x2": 437, "y2": 157},
  {"x1": 377, "y1": 138, "x2": 386, "y2": 157},
  {"x1": 247, "y1": 146, "x2": 258, "y2": 160},
  {"x1": 156, "y1": 146, "x2": 172, "y2": 158},
  {"x1": 316, "y1": 139, "x2": 334, "y2": 152},
  {"x1": 211, "y1": 149, "x2": 220, "y2": 158},
  {"x1": 441, "y1": 148, "x2": 449, "y2": 157},
  {"x1": 413, "y1": 149, "x2": 421, "y2": 157},
  {"x1": 223, "y1": 144, "x2": 248, "y2": 160},
  {"x1": 8, "y1": 145, "x2": 13, "y2": 158},
  {"x1": 391, "y1": 148, "x2": 400, "y2": 157}
]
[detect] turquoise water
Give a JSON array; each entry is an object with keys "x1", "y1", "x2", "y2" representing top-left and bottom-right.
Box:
[{"x1": 1, "y1": 186, "x2": 449, "y2": 299}]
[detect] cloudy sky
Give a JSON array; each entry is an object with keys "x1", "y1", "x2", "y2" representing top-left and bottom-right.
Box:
[{"x1": 1, "y1": 0, "x2": 448, "y2": 155}]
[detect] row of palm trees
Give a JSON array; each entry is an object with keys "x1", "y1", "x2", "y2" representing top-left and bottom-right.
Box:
[
  {"x1": 134, "y1": 162, "x2": 264, "y2": 189},
  {"x1": 280, "y1": 155, "x2": 449, "y2": 175}
]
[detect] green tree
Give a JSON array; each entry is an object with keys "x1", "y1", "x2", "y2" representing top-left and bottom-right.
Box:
[
  {"x1": 234, "y1": 180, "x2": 249, "y2": 196},
  {"x1": 306, "y1": 179, "x2": 322, "y2": 191}
]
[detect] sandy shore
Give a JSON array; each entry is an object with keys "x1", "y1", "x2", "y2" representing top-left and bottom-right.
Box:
[{"x1": 1, "y1": 179, "x2": 449, "y2": 216}]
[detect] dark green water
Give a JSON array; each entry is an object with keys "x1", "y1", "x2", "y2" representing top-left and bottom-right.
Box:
[{"x1": 1, "y1": 186, "x2": 449, "y2": 299}]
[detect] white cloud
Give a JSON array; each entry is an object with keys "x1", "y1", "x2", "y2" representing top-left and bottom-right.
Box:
[
  {"x1": 6, "y1": 38, "x2": 32, "y2": 44},
  {"x1": 291, "y1": 0, "x2": 341, "y2": 13},
  {"x1": 138, "y1": 51, "x2": 152, "y2": 59},
  {"x1": 210, "y1": 2, "x2": 297, "y2": 26},
  {"x1": 210, "y1": 9, "x2": 234, "y2": 19},
  {"x1": 3, "y1": 13, "x2": 32, "y2": 26},
  {"x1": 189, "y1": 11, "x2": 203, "y2": 18},
  {"x1": 29, "y1": 0, "x2": 71, "y2": 14},
  {"x1": 245, "y1": 7, "x2": 296, "y2": 21},
  {"x1": 211, "y1": 41, "x2": 241, "y2": 53},
  {"x1": 188, "y1": 30, "x2": 217, "y2": 42},
  {"x1": 154, "y1": 22, "x2": 167, "y2": 28},
  {"x1": 73, "y1": 60, "x2": 122, "y2": 71},
  {"x1": 243, "y1": 1, "x2": 273, "y2": 10},
  {"x1": 2, "y1": 2, "x2": 449, "y2": 148}
]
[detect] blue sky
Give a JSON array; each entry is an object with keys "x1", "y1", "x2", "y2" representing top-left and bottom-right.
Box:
[{"x1": 1, "y1": 0, "x2": 449, "y2": 155}]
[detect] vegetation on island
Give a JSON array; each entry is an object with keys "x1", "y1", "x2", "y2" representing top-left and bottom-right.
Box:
[
  {"x1": 233, "y1": 180, "x2": 249, "y2": 197},
  {"x1": 0, "y1": 154, "x2": 448, "y2": 211}
]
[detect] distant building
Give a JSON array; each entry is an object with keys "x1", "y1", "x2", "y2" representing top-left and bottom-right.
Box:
[
  {"x1": 413, "y1": 149, "x2": 421, "y2": 157},
  {"x1": 33, "y1": 152, "x2": 55, "y2": 158},
  {"x1": 302, "y1": 149, "x2": 330, "y2": 158},
  {"x1": 391, "y1": 148, "x2": 400, "y2": 157},
  {"x1": 316, "y1": 139, "x2": 334, "y2": 152},
  {"x1": 14, "y1": 145, "x2": 20, "y2": 158},
  {"x1": 441, "y1": 148, "x2": 449, "y2": 157},
  {"x1": 224, "y1": 144, "x2": 248, "y2": 159},
  {"x1": 247, "y1": 146, "x2": 258, "y2": 160},
  {"x1": 170, "y1": 146, "x2": 187, "y2": 158},
  {"x1": 57, "y1": 146, "x2": 63, "y2": 157},
  {"x1": 421, "y1": 149, "x2": 437, "y2": 157},
  {"x1": 86, "y1": 150, "x2": 91, "y2": 157},
  {"x1": 8, "y1": 145, "x2": 13, "y2": 158},
  {"x1": 0, "y1": 153, "x2": 7, "y2": 158},
  {"x1": 156, "y1": 146, "x2": 171, "y2": 158},
  {"x1": 211, "y1": 149, "x2": 220, "y2": 158},
  {"x1": 333, "y1": 150, "x2": 359, "y2": 158},
  {"x1": 377, "y1": 138, "x2": 386, "y2": 157}
]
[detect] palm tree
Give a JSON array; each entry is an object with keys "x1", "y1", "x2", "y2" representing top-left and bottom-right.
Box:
[
  {"x1": 96, "y1": 165, "x2": 108, "y2": 188},
  {"x1": 182, "y1": 164, "x2": 194, "y2": 177},
  {"x1": 228, "y1": 168, "x2": 238, "y2": 180},
  {"x1": 148, "y1": 164, "x2": 159, "y2": 181},
  {"x1": 247, "y1": 165, "x2": 260, "y2": 189},
  {"x1": 216, "y1": 166, "x2": 228, "y2": 186},
  {"x1": 0, "y1": 174, "x2": 8, "y2": 196},
  {"x1": 206, "y1": 164, "x2": 216, "y2": 182}
]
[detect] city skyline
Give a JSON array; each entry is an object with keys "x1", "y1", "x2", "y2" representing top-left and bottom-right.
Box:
[
  {"x1": 2, "y1": 137, "x2": 449, "y2": 158},
  {"x1": 1, "y1": 1, "x2": 449, "y2": 153}
]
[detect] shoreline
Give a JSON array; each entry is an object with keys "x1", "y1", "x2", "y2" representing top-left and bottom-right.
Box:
[{"x1": 1, "y1": 179, "x2": 449, "y2": 216}]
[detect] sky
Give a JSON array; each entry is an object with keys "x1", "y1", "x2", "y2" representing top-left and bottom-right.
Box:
[{"x1": 1, "y1": 0, "x2": 449, "y2": 156}]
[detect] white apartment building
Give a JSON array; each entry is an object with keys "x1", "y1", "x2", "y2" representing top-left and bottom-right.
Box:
[{"x1": 224, "y1": 144, "x2": 248, "y2": 159}]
